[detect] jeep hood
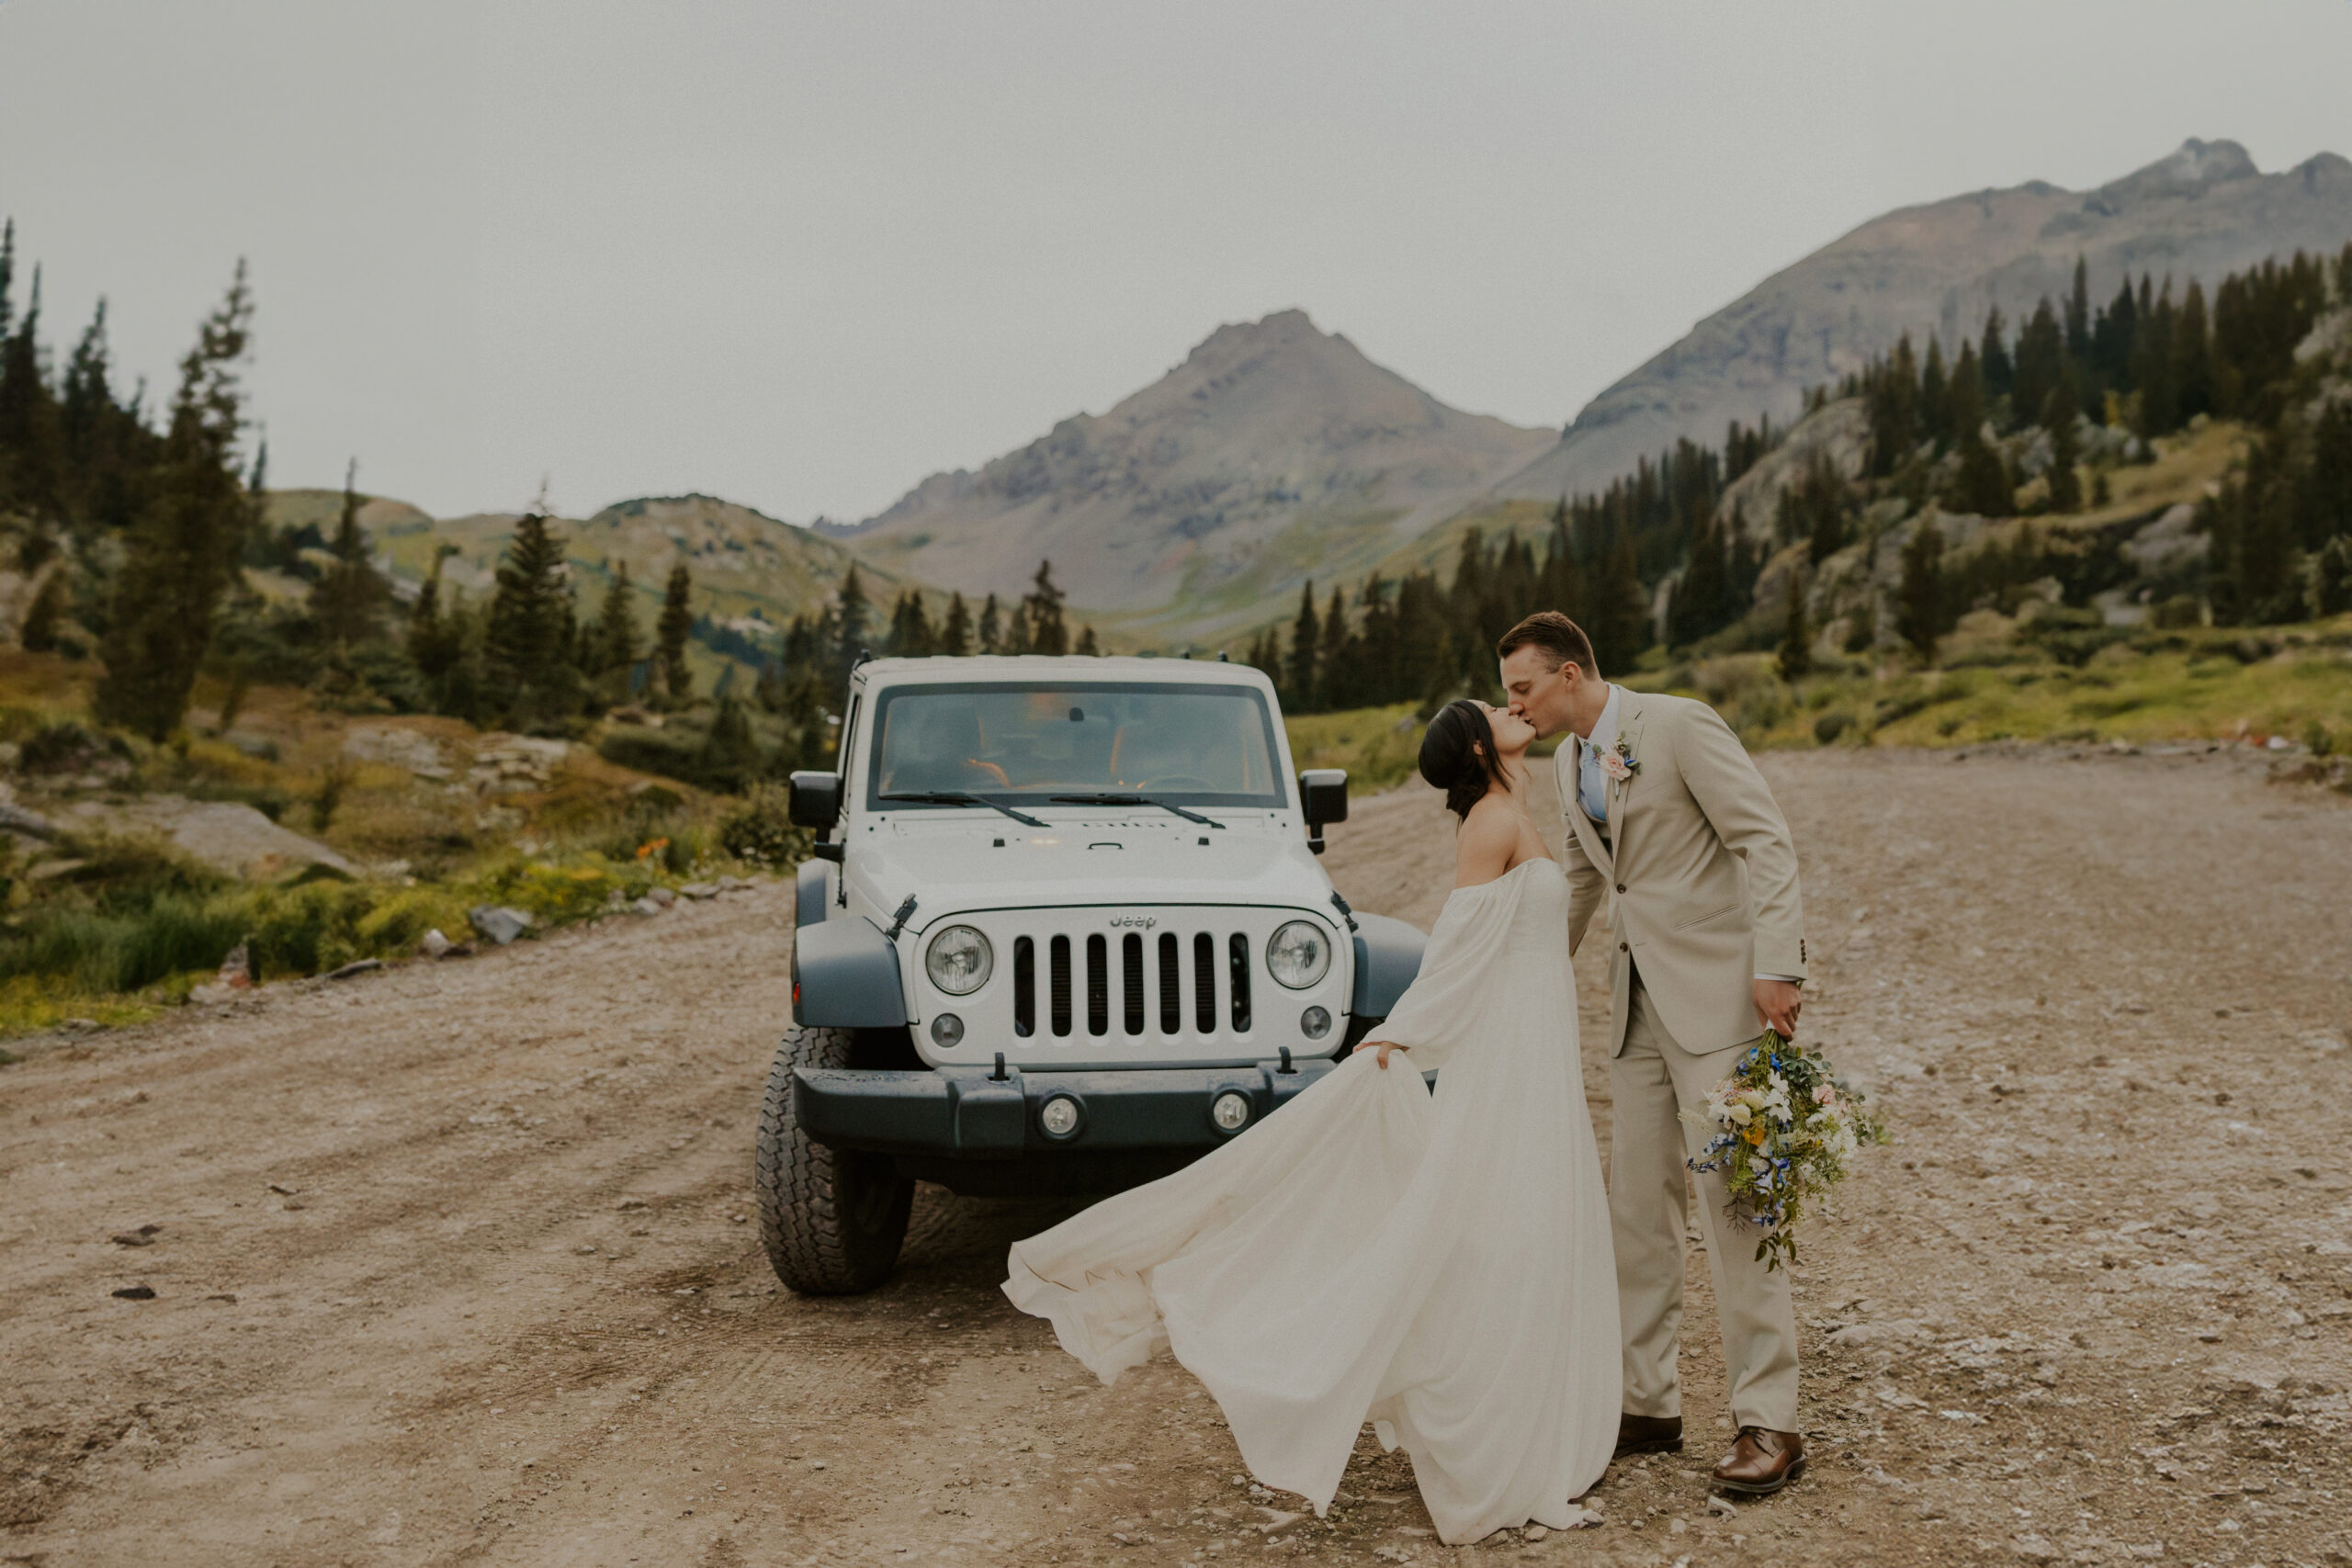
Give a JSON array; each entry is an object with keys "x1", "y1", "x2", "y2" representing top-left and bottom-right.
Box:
[{"x1": 840, "y1": 815, "x2": 1340, "y2": 927}]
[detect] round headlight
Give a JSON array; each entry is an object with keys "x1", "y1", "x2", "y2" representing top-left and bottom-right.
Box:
[
  {"x1": 1300, "y1": 1006, "x2": 1331, "y2": 1039},
  {"x1": 924, "y1": 925, "x2": 993, "y2": 995},
  {"x1": 1264, "y1": 920, "x2": 1331, "y2": 989},
  {"x1": 1210, "y1": 1090, "x2": 1252, "y2": 1133}
]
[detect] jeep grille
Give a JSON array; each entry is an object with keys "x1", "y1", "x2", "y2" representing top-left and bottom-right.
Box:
[{"x1": 1012, "y1": 928, "x2": 1255, "y2": 1039}]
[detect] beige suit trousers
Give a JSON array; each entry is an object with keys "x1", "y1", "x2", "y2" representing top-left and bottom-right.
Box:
[{"x1": 1609, "y1": 976, "x2": 1799, "y2": 1432}]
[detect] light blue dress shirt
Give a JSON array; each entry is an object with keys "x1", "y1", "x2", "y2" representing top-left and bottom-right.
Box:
[{"x1": 1576, "y1": 684, "x2": 1623, "y2": 829}]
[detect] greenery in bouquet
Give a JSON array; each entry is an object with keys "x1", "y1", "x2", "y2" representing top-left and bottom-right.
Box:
[{"x1": 1683, "y1": 1032, "x2": 1889, "y2": 1271}]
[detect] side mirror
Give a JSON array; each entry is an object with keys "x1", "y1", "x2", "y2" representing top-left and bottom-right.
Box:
[
  {"x1": 1298, "y1": 769, "x2": 1348, "y2": 855},
  {"x1": 788, "y1": 770, "x2": 843, "y2": 830}
]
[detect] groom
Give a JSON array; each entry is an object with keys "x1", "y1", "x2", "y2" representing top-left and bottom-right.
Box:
[{"x1": 1499, "y1": 611, "x2": 1811, "y2": 1497}]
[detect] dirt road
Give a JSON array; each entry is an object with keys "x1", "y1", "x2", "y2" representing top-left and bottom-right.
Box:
[{"x1": 4, "y1": 747, "x2": 2348, "y2": 1567}]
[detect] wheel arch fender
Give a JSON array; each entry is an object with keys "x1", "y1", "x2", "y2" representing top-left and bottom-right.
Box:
[
  {"x1": 1350, "y1": 911, "x2": 1426, "y2": 1020},
  {"x1": 796, "y1": 857, "x2": 830, "y2": 929},
  {"x1": 793, "y1": 917, "x2": 910, "y2": 1028}
]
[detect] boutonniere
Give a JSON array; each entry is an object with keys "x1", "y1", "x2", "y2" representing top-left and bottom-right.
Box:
[{"x1": 1600, "y1": 737, "x2": 1641, "y2": 782}]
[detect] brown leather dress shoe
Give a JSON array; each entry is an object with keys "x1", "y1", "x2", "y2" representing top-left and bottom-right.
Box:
[
  {"x1": 1712, "y1": 1427, "x2": 1805, "y2": 1495},
  {"x1": 1614, "y1": 1413, "x2": 1683, "y2": 1459}
]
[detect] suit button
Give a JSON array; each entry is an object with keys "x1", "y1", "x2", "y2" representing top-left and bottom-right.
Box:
[
  {"x1": 1618, "y1": 942, "x2": 1629, "y2": 953},
  {"x1": 1615, "y1": 884, "x2": 1627, "y2": 894}
]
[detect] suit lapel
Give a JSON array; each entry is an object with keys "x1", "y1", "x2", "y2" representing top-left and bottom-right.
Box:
[
  {"x1": 1608, "y1": 698, "x2": 1646, "y2": 865},
  {"x1": 1561, "y1": 737, "x2": 1613, "y2": 875}
]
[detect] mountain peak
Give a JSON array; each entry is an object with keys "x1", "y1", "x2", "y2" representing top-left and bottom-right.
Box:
[
  {"x1": 2091, "y1": 137, "x2": 2259, "y2": 206},
  {"x1": 842, "y1": 311, "x2": 1551, "y2": 625}
]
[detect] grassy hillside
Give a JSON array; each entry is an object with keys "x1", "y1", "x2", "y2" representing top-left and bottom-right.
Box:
[
  {"x1": 1283, "y1": 615, "x2": 2352, "y2": 805},
  {"x1": 0, "y1": 653, "x2": 801, "y2": 1043}
]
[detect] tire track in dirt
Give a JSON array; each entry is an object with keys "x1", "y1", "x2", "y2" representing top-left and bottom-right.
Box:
[{"x1": 3, "y1": 749, "x2": 2348, "y2": 1566}]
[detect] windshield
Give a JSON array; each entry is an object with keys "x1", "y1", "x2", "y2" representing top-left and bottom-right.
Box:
[{"x1": 865, "y1": 682, "x2": 1287, "y2": 809}]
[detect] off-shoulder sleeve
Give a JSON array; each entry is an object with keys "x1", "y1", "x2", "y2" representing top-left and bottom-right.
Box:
[{"x1": 1367, "y1": 867, "x2": 1532, "y2": 1072}]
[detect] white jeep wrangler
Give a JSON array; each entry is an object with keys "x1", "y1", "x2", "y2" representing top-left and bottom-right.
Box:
[{"x1": 754, "y1": 654, "x2": 1427, "y2": 1293}]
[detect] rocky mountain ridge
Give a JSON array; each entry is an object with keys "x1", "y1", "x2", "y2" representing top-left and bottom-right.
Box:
[
  {"x1": 827, "y1": 310, "x2": 1555, "y2": 637},
  {"x1": 1493, "y1": 139, "x2": 2352, "y2": 508}
]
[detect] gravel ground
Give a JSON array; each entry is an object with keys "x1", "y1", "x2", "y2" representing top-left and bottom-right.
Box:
[{"x1": 2, "y1": 746, "x2": 2347, "y2": 1568}]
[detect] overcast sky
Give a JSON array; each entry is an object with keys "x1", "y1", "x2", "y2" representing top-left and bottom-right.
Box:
[{"x1": 3, "y1": 1, "x2": 2348, "y2": 525}]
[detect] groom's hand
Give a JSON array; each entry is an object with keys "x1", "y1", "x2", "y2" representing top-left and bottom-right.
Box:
[{"x1": 1753, "y1": 980, "x2": 1803, "y2": 1038}]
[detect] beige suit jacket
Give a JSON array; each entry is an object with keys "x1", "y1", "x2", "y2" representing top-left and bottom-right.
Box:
[{"x1": 1555, "y1": 688, "x2": 1806, "y2": 1056}]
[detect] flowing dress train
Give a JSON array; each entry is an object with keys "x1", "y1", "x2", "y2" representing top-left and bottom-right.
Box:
[{"x1": 1001, "y1": 860, "x2": 1620, "y2": 1544}]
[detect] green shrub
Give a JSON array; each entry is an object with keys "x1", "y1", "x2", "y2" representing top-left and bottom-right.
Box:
[
  {"x1": 718, "y1": 782, "x2": 807, "y2": 866},
  {"x1": 355, "y1": 885, "x2": 473, "y2": 953},
  {"x1": 1812, "y1": 711, "x2": 1852, "y2": 745},
  {"x1": 0, "y1": 893, "x2": 249, "y2": 993}
]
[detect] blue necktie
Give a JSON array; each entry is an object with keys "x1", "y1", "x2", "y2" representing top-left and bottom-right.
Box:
[{"x1": 1578, "y1": 741, "x2": 1609, "y2": 829}]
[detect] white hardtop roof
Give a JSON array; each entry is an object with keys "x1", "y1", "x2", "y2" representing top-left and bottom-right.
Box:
[{"x1": 854, "y1": 654, "x2": 1272, "y2": 689}]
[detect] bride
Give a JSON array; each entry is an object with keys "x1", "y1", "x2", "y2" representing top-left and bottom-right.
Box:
[{"x1": 1002, "y1": 699, "x2": 1621, "y2": 1544}]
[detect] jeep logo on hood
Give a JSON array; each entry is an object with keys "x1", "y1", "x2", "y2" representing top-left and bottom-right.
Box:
[{"x1": 1106, "y1": 915, "x2": 1158, "y2": 930}]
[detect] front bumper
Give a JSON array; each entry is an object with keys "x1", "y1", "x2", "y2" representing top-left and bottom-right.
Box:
[{"x1": 793, "y1": 1058, "x2": 1340, "y2": 1157}]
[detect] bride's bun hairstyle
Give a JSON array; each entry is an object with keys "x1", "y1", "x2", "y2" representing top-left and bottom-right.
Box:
[{"x1": 1418, "y1": 700, "x2": 1504, "y2": 822}]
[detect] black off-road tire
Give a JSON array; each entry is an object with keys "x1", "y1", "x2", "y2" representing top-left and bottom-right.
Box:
[{"x1": 754, "y1": 1026, "x2": 915, "y2": 1295}]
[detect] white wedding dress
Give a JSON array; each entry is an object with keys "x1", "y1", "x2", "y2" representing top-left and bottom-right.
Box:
[{"x1": 1002, "y1": 859, "x2": 1621, "y2": 1544}]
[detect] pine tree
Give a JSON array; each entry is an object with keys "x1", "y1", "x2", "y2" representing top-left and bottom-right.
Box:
[
  {"x1": 1917, "y1": 336, "x2": 1949, "y2": 452},
  {"x1": 1543, "y1": 501, "x2": 1580, "y2": 629},
  {"x1": 2042, "y1": 381, "x2": 2082, "y2": 513},
  {"x1": 1587, "y1": 526, "x2": 1645, "y2": 671},
  {"x1": 1775, "y1": 569, "x2": 1811, "y2": 682},
  {"x1": 656, "y1": 560, "x2": 694, "y2": 701},
  {"x1": 1075, "y1": 625, "x2": 1101, "y2": 656},
  {"x1": 96, "y1": 263, "x2": 256, "y2": 742},
  {"x1": 977, "y1": 592, "x2": 1001, "y2": 654},
  {"x1": 0, "y1": 255, "x2": 64, "y2": 525},
  {"x1": 2309, "y1": 535, "x2": 2352, "y2": 619},
  {"x1": 1948, "y1": 340, "x2": 1986, "y2": 446},
  {"x1": 309, "y1": 460, "x2": 391, "y2": 647},
  {"x1": 1980, "y1": 304, "x2": 2014, "y2": 403},
  {"x1": 481, "y1": 512, "x2": 581, "y2": 730},
  {"x1": 590, "y1": 560, "x2": 640, "y2": 694},
  {"x1": 832, "y1": 562, "x2": 869, "y2": 676},
  {"x1": 407, "y1": 545, "x2": 468, "y2": 693},
  {"x1": 1023, "y1": 559, "x2": 1068, "y2": 655},
  {"x1": 1895, "y1": 520, "x2": 1947, "y2": 660},
  {"x1": 888, "y1": 590, "x2": 936, "y2": 657},
  {"x1": 940, "y1": 591, "x2": 973, "y2": 657},
  {"x1": 2011, "y1": 299, "x2": 2066, "y2": 433},
  {"x1": 1673, "y1": 514, "x2": 1729, "y2": 647},
  {"x1": 2175, "y1": 280, "x2": 2213, "y2": 424},
  {"x1": 1286, "y1": 581, "x2": 1319, "y2": 709},
  {"x1": 2066, "y1": 256, "x2": 2092, "y2": 361},
  {"x1": 1316, "y1": 583, "x2": 1350, "y2": 708},
  {"x1": 691, "y1": 692, "x2": 757, "y2": 793},
  {"x1": 2300, "y1": 399, "x2": 2352, "y2": 549},
  {"x1": 1867, "y1": 333, "x2": 1918, "y2": 476}
]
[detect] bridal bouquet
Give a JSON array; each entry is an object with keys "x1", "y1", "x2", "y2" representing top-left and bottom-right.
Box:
[{"x1": 1684, "y1": 1033, "x2": 1889, "y2": 1271}]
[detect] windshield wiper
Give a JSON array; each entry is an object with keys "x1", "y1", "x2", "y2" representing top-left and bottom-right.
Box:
[
  {"x1": 879, "y1": 792, "x2": 1049, "y2": 828},
  {"x1": 1049, "y1": 794, "x2": 1226, "y2": 829}
]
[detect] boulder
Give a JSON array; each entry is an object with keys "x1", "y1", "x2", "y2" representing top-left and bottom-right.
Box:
[{"x1": 468, "y1": 906, "x2": 534, "y2": 946}]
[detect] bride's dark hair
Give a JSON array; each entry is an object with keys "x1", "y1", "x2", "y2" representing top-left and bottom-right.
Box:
[{"x1": 1418, "y1": 700, "x2": 1505, "y2": 822}]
